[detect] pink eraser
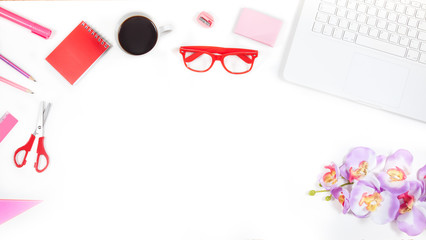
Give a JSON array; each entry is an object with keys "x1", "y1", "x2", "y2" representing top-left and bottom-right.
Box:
[
  {"x1": 234, "y1": 8, "x2": 283, "y2": 47},
  {"x1": 0, "y1": 112, "x2": 18, "y2": 143}
]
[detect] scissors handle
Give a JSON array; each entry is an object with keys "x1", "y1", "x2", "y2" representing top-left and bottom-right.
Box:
[
  {"x1": 14, "y1": 134, "x2": 35, "y2": 168},
  {"x1": 34, "y1": 137, "x2": 49, "y2": 173}
]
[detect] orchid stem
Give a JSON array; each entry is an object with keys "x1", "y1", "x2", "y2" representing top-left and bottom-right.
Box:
[
  {"x1": 309, "y1": 182, "x2": 353, "y2": 196},
  {"x1": 340, "y1": 182, "x2": 353, "y2": 187}
]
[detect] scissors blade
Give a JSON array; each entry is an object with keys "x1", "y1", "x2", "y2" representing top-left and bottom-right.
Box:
[
  {"x1": 34, "y1": 102, "x2": 48, "y2": 136},
  {"x1": 43, "y1": 102, "x2": 51, "y2": 124}
]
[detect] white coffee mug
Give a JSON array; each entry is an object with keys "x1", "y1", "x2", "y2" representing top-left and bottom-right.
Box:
[{"x1": 116, "y1": 12, "x2": 172, "y2": 55}]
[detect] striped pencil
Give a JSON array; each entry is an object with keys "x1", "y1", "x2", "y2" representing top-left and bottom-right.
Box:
[
  {"x1": 0, "y1": 76, "x2": 33, "y2": 94},
  {"x1": 0, "y1": 54, "x2": 35, "y2": 81}
]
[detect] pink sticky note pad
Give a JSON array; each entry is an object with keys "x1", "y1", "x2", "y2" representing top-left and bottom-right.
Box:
[
  {"x1": 234, "y1": 8, "x2": 283, "y2": 47},
  {"x1": 0, "y1": 112, "x2": 18, "y2": 143},
  {"x1": 0, "y1": 199, "x2": 41, "y2": 225}
]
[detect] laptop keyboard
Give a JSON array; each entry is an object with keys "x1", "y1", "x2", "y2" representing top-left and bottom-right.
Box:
[{"x1": 313, "y1": 0, "x2": 426, "y2": 64}]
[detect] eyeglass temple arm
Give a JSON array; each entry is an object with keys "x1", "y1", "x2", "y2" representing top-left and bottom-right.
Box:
[{"x1": 185, "y1": 52, "x2": 254, "y2": 64}]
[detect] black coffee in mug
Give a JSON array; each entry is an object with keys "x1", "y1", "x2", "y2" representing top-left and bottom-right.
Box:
[{"x1": 118, "y1": 16, "x2": 158, "y2": 55}]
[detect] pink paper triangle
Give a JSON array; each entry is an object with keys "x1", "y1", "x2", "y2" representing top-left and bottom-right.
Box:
[{"x1": 0, "y1": 199, "x2": 41, "y2": 225}]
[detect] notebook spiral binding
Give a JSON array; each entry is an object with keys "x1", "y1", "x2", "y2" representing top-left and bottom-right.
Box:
[{"x1": 81, "y1": 21, "x2": 109, "y2": 48}]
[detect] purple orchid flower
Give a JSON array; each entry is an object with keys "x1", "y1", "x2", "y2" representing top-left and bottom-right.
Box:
[
  {"x1": 349, "y1": 177, "x2": 399, "y2": 224},
  {"x1": 331, "y1": 187, "x2": 351, "y2": 214},
  {"x1": 417, "y1": 165, "x2": 426, "y2": 202},
  {"x1": 319, "y1": 162, "x2": 341, "y2": 190},
  {"x1": 340, "y1": 147, "x2": 385, "y2": 183},
  {"x1": 377, "y1": 149, "x2": 413, "y2": 195},
  {"x1": 395, "y1": 181, "x2": 426, "y2": 236}
]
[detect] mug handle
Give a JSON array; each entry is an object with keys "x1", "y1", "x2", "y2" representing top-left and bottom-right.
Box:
[{"x1": 159, "y1": 25, "x2": 173, "y2": 35}]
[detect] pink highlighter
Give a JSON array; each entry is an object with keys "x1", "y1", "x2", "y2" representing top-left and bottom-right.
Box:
[{"x1": 0, "y1": 6, "x2": 51, "y2": 39}]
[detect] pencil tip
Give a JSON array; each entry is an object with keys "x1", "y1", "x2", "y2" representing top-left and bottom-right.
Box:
[{"x1": 29, "y1": 76, "x2": 36, "y2": 82}]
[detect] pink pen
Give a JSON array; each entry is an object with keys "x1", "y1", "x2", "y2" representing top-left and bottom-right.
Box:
[{"x1": 0, "y1": 6, "x2": 51, "y2": 39}]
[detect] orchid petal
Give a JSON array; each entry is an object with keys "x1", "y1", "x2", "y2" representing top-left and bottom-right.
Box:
[
  {"x1": 344, "y1": 147, "x2": 377, "y2": 182},
  {"x1": 396, "y1": 206, "x2": 426, "y2": 236},
  {"x1": 369, "y1": 191, "x2": 399, "y2": 224},
  {"x1": 331, "y1": 187, "x2": 351, "y2": 214},
  {"x1": 349, "y1": 181, "x2": 375, "y2": 217}
]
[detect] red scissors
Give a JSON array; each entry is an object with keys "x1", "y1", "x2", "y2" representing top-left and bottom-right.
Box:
[{"x1": 14, "y1": 101, "x2": 51, "y2": 173}]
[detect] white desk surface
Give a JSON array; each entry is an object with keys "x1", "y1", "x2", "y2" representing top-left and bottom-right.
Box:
[{"x1": 0, "y1": 1, "x2": 425, "y2": 239}]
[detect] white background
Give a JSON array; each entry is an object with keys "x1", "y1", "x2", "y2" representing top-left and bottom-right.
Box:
[{"x1": 0, "y1": 1, "x2": 425, "y2": 239}]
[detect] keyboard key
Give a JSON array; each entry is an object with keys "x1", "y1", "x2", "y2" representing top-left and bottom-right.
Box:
[
  {"x1": 367, "y1": 17, "x2": 377, "y2": 26},
  {"x1": 385, "y1": 1, "x2": 396, "y2": 10},
  {"x1": 347, "y1": 11, "x2": 357, "y2": 20},
  {"x1": 337, "y1": 0, "x2": 348, "y2": 7},
  {"x1": 420, "y1": 42, "x2": 426, "y2": 51},
  {"x1": 411, "y1": 1, "x2": 421, "y2": 8},
  {"x1": 367, "y1": 7, "x2": 378, "y2": 15},
  {"x1": 313, "y1": 22, "x2": 324, "y2": 33},
  {"x1": 418, "y1": 31, "x2": 426, "y2": 40},
  {"x1": 377, "y1": 9, "x2": 388, "y2": 18},
  {"x1": 408, "y1": 28, "x2": 419, "y2": 37},
  {"x1": 357, "y1": 14, "x2": 367, "y2": 23},
  {"x1": 377, "y1": 19, "x2": 387, "y2": 28},
  {"x1": 349, "y1": 22, "x2": 360, "y2": 31},
  {"x1": 379, "y1": 31, "x2": 390, "y2": 40},
  {"x1": 387, "y1": 23, "x2": 398, "y2": 32},
  {"x1": 400, "y1": 37, "x2": 410, "y2": 46},
  {"x1": 356, "y1": 35, "x2": 407, "y2": 56},
  {"x1": 390, "y1": 33, "x2": 400, "y2": 43},
  {"x1": 406, "y1": 6, "x2": 416, "y2": 16},
  {"x1": 416, "y1": 9, "x2": 426, "y2": 18},
  {"x1": 323, "y1": 25, "x2": 334, "y2": 35},
  {"x1": 319, "y1": 3, "x2": 337, "y2": 14},
  {"x1": 343, "y1": 31, "x2": 357, "y2": 42},
  {"x1": 407, "y1": 50, "x2": 420, "y2": 60},
  {"x1": 420, "y1": 53, "x2": 426, "y2": 63},
  {"x1": 376, "y1": 0, "x2": 386, "y2": 8},
  {"x1": 339, "y1": 19, "x2": 350, "y2": 28},
  {"x1": 369, "y1": 28, "x2": 380, "y2": 37},
  {"x1": 329, "y1": 16, "x2": 340, "y2": 25},
  {"x1": 333, "y1": 28, "x2": 344, "y2": 38},
  {"x1": 410, "y1": 39, "x2": 420, "y2": 49},
  {"x1": 419, "y1": 21, "x2": 426, "y2": 31},
  {"x1": 388, "y1": 12, "x2": 398, "y2": 21},
  {"x1": 358, "y1": 3, "x2": 368, "y2": 13},
  {"x1": 396, "y1": 4, "x2": 406, "y2": 13},
  {"x1": 408, "y1": 18, "x2": 419, "y2": 27},
  {"x1": 398, "y1": 15, "x2": 409, "y2": 24},
  {"x1": 359, "y1": 25, "x2": 370, "y2": 34},
  {"x1": 398, "y1": 25, "x2": 408, "y2": 34},
  {"x1": 348, "y1": 0, "x2": 358, "y2": 9},
  {"x1": 316, "y1": 12, "x2": 329, "y2": 22},
  {"x1": 337, "y1": 8, "x2": 347, "y2": 17}
]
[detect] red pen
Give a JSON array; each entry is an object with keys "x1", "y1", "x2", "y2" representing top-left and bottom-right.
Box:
[{"x1": 0, "y1": 6, "x2": 51, "y2": 39}]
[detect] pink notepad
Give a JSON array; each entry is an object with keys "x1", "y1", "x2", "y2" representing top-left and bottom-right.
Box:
[
  {"x1": 234, "y1": 8, "x2": 283, "y2": 47},
  {"x1": 0, "y1": 112, "x2": 18, "y2": 143}
]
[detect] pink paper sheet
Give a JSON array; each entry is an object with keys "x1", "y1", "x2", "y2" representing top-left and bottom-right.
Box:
[
  {"x1": 0, "y1": 199, "x2": 41, "y2": 225},
  {"x1": 234, "y1": 8, "x2": 283, "y2": 47}
]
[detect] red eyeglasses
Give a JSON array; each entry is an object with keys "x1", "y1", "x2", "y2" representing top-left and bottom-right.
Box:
[{"x1": 179, "y1": 46, "x2": 258, "y2": 74}]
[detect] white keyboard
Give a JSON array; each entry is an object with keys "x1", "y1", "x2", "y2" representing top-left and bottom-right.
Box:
[{"x1": 313, "y1": 0, "x2": 426, "y2": 64}]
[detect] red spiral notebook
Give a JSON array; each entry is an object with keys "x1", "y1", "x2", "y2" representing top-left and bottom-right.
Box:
[{"x1": 46, "y1": 21, "x2": 110, "y2": 85}]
